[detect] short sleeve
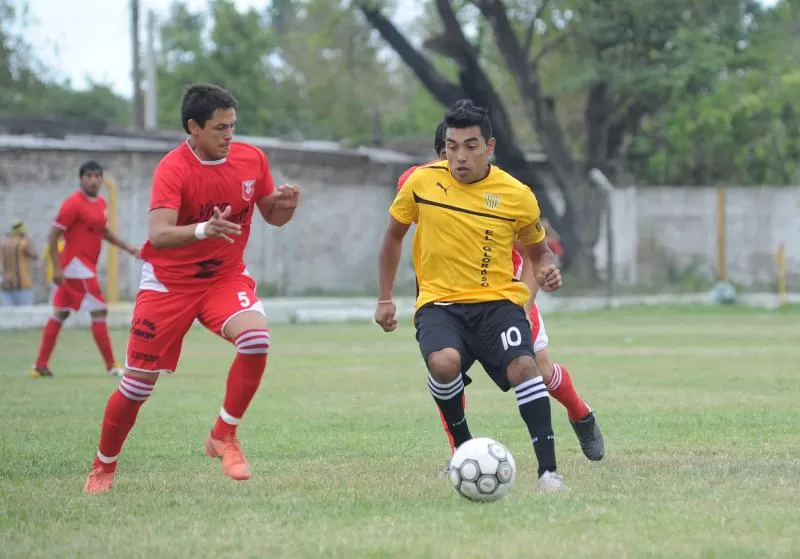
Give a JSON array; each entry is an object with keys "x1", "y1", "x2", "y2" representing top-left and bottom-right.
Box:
[
  {"x1": 389, "y1": 170, "x2": 418, "y2": 224},
  {"x1": 53, "y1": 198, "x2": 77, "y2": 231},
  {"x1": 516, "y1": 187, "x2": 546, "y2": 245},
  {"x1": 255, "y1": 151, "x2": 276, "y2": 199},
  {"x1": 150, "y1": 162, "x2": 183, "y2": 211}
]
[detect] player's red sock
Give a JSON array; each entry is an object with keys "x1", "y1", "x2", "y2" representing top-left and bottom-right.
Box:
[
  {"x1": 91, "y1": 317, "x2": 116, "y2": 369},
  {"x1": 211, "y1": 329, "x2": 270, "y2": 440},
  {"x1": 94, "y1": 375, "x2": 156, "y2": 472},
  {"x1": 546, "y1": 363, "x2": 591, "y2": 422},
  {"x1": 35, "y1": 317, "x2": 64, "y2": 369}
]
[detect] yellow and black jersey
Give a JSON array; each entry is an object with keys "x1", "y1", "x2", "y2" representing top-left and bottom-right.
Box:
[{"x1": 389, "y1": 160, "x2": 545, "y2": 309}]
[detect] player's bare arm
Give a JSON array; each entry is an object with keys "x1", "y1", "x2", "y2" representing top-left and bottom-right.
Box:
[
  {"x1": 374, "y1": 216, "x2": 411, "y2": 332},
  {"x1": 256, "y1": 184, "x2": 300, "y2": 227},
  {"x1": 521, "y1": 230, "x2": 562, "y2": 292},
  {"x1": 47, "y1": 226, "x2": 64, "y2": 285},
  {"x1": 149, "y1": 206, "x2": 242, "y2": 249},
  {"x1": 103, "y1": 226, "x2": 140, "y2": 259}
]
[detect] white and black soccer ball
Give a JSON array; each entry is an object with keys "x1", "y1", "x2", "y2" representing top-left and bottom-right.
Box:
[{"x1": 448, "y1": 437, "x2": 516, "y2": 502}]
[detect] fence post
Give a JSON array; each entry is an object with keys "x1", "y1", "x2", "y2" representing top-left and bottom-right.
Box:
[
  {"x1": 716, "y1": 187, "x2": 727, "y2": 281},
  {"x1": 104, "y1": 175, "x2": 120, "y2": 304},
  {"x1": 589, "y1": 169, "x2": 616, "y2": 307}
]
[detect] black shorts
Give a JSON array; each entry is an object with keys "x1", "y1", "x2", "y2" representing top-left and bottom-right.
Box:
[{"x1": 414, "y1": 300, "x2": 535, "y2": 392}]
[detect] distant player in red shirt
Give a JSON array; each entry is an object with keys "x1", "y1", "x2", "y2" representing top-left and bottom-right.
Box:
[
  {"x1": 84, "y1": 84, "x2": 301, "y2": 494},
  {"x1": 401, "y1": 121, "x2": 604, "y2": 462},
  {"x1": 31, "y1": 161, "x2": 141, "y2": 378}
]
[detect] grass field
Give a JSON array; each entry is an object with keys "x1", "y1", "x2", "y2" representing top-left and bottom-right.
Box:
[{"x1": 2, "y1": 306, "x2": 799, "y2": 558}]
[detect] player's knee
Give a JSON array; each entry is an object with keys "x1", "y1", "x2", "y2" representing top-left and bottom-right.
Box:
[
  {"x1": 506, "y1": 354, "x2": 539, "y2": 387},
  {"x1": 534, "y1": 351, "x2": 554, "y2": 384},
  {"x1": 91, "y1": 309, "x2": 108, "y2": 319},
  {"x1": 54, "y1": 310, "x2": 70, "y2": 322},
  {"x1": 426, "y1": 348, "x2": 462, "y2": 382},
  {"x1": 118, "y1": 371, "x2": 158, "y2": 402}
]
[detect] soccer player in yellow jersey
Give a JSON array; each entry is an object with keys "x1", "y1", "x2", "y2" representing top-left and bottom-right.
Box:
[{"x1": 375, "y1": 99, "x2": 566, "y2": 493}]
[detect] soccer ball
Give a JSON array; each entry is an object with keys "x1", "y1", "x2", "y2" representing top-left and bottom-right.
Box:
[{"x1": 448, "y1": 437, "x2": 516, "y2": 502}]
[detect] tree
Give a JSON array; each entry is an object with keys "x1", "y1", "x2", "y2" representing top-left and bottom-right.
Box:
[
  {"x1": 0, "y1": 0, "x2": 130, "y2": 126},
  {"x1": 357, "y1": 0, "x2": 781, "y2": 280},
  {"x1": 156, "y1": 0, "x2": 441, "y2": 143}
]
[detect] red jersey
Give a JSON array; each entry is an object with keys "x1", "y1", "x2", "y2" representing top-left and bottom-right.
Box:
[
  {"x1": 140, "y1": 141, "x2": 275, "y2": 291},
  {"x1": 52, "y1": 190, "x2": 107, "y2": 279}
]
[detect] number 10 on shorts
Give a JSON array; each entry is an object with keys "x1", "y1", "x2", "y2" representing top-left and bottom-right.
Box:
[{"x1": 501, "y1": 326, "x2": 522, "y2": 350}]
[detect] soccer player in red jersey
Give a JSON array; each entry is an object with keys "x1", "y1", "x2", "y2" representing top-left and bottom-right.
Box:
[
  {"x1": 400, "y1": 121, "x2": 604, "y2": 462},
  {"x1": 83, "y1": 83, "x2": 301, "y2": 494},
  {"x1": 31, "y1": 161, "x2": 140, "y2": 378}
]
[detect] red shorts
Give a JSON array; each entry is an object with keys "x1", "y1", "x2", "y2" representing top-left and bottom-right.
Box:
[
  {"x1": 125, "y1": 274, "x2": 264, "y2": 374},
  {"x1": 52, "y1": 277, "x2": 106, "y2": 312}
]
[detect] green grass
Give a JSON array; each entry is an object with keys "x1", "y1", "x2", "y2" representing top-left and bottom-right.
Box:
[{"x1": 2, "y1": 307, "x2": 800, "y2": 558}]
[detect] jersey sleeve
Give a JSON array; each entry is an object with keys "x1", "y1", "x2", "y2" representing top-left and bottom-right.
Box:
[
  {"x1": 53, "y1": 198, "x2": 77, "y2": 231},
  {"x1": 389, "y1": 170, "x2": 418, "y2": 224},
  {"x1": 516, "y1": 187, "x2": 546, "y2": 245},
  {"x1": 256, "y1": 151, "x2": 276, "y2": 199},
  {"x1": 150, "y1": 162, "x2": 184, "y2": 211}
]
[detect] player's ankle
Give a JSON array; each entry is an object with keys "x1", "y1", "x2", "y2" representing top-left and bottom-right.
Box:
[{"x1": 92, "y1": 455, "x2": 117, "y2": 473}]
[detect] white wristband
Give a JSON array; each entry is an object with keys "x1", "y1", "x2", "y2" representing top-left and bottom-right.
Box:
[{"x1": 194, "y1": 221, "x2": 208, "y2": 240}]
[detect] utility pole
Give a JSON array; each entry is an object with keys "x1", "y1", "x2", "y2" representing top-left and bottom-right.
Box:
[
  {"x1": 144, "y1": 9, "x2": 158, "y2": 129},
  {"x1": 130, "y1": 0, "x2": 144, "y2": 130}
]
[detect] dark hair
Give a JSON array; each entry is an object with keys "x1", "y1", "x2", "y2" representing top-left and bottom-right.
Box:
[
  {"x1": 180, "y1": 83, "x2": 239, "y2": 133},
  {"x1": 444, "y1": 99, "x2": 492, "y2": 141},
  {"x1": 79, "y1": 160, "x2": 103, "y2": 177},
  {"x1": 433, "y1": 120, "x2": 447, "y2": 156}
]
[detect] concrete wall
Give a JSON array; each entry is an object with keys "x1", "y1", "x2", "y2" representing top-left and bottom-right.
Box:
[
  {"x1": 594, "y1": 187, "x2": 800, "y2": 288},
  {"x1": 2, "y1": 135, "x2": 798, "y2": 300},
  {"x1": 0, "y1": 137, "x2": 420, "y2": 299}
]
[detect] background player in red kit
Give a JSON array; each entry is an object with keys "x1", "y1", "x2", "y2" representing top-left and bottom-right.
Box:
[
  {"x1": 84, "y1": 83, "x2": 301, "y2": 494},
  {"x1": 32, "y1": 161, "x2": 140, "y2": 378},
  {"x1": 398, "y1": 122, "x2": 603, "y2": 462}
]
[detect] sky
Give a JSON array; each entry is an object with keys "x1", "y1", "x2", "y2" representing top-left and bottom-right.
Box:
[
  {"x1": 23, "y1": 0, "x2": 780, "y2": 99},
  {"x1": 24, "y1": 0, "x2": 268, "y2": 97}
]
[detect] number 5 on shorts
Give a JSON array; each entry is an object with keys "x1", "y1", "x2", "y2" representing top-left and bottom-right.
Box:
[
  {"x1": 237, "y1": 291, "x2": 251, "y2": 308},
  {"x1": 500, "y1": 326, "x2": 522, "y2": 351}
]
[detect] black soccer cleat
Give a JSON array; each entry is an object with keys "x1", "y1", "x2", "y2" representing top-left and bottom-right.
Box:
[{"x1": 570, "y1": 412, "x2": 604, "y2": 461}]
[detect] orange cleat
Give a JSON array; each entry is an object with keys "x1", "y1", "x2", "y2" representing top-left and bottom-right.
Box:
[
  {"x1": 204, "y1": 432, "x2": 252, "y2": 481},
  {"x1": 83, "y1": 466, "x2": 115, "y2": 494}
]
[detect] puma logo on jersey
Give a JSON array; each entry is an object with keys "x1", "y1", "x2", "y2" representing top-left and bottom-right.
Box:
[{"x1": 437, "y1": 182, "x2": 450, "y2": 195}]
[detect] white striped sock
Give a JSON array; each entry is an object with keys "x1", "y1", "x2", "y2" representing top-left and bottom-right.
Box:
[
  {"x1": 515, "y1": 376, "x2": 549, "y2": 405},
  {"x1": 428, "y1": 374, "x2": 464, "y2": 401}
]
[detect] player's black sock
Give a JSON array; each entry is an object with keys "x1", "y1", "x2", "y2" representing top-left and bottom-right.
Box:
[
  {"x1": 428, "y1": 373, "x2": 472, "y2": 448},
  {"x1": 515, "y1": 376, "x2": 557, "y2": 477}
]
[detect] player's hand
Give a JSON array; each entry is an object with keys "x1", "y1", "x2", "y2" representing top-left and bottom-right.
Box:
[
  {"x1": 52, "y1": 270, "x2": 64, "y2": 286},
  {"x1": 273, "y1": 184, "x2": 300, "y2": 210},
  {"x1": 536, "y1": 264, "x2": 562, "y2": 292},
  {"x1": 374, "y1": 301, "x2": 398, "y2": 332},
  {"x1": 207, "y1": 206, "x2": 242, "y2": 244},
  {"x1": 129, "y1": 247, "x2": 141, "y2": 259}
]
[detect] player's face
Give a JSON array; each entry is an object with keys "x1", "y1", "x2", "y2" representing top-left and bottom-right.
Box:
[
  {"x1": 80, "y1": 171, "x2": 103, "y2": 198},
  {"x1": 445, "y1": 126, "x2": 496, "y2": 183},
  {"x1": 191, "y1": 108, "x2": 236, "y2": 161}
]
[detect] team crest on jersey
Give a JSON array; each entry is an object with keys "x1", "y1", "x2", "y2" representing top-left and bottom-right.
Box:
[
  {"x1": 241, "y1": 180, "x2": 256, "y2": 201},
  {"x1": 484, "y1": 193, "x2": 502, "y2": 209}
]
